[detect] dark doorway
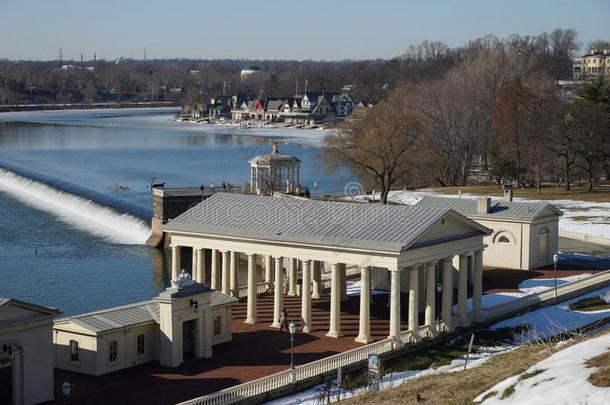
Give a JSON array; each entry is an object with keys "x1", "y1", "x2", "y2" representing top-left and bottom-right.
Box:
[
  {"x1": 0, "y1": 365, "x2": 13, "y2": 405},
  {"x1": 183, "y1": 320, "x2": 196, "y2": 360}
]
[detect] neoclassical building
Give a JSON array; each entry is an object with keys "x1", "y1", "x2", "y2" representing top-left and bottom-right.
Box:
[
  {"x1": 0, "y1": 297, "x2": 58, "y2": 405},
  {"x1": 416, "y1": 192, "x2": 561, "y2": 270},
  {"x1": 164, "y1": 193, "x2": 492, "y2": 343},
  {"x1": 53, "y1": 272, "x2": 237, "y2": 375},
  {"x1": 249, "y1": 143, "x2": 302, "y2": 195}
]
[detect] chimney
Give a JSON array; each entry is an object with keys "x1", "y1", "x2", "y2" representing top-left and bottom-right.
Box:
[
  {"x1": 503, "y1": 186, "x2": 514, "y2": 202},
  {"x1": 604, "y1": 49, "x2": 609, "y2": 55},
  {"x1": 477, "y1": 197, "x2": 491, "y2": 214}
]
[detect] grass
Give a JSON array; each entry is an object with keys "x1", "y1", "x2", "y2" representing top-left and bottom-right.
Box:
[
  {"x1": 384, "y1": 327, "x2": 523, "y2": 373},
  {"x1": 569, "y1": 297, "x2": 610, "y2": 312},
  {"x1": 341, "y1": 329, "x2": 610, "y2": 405},
  {"x1": 431, "y1": 184, "x2": 610, "y2": 203},
  {"x1": 585, "y1": 350, "x2": 610, "y2": 387}
]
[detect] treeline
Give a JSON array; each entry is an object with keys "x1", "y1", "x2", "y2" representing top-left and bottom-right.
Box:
[
  {"x1": 0, "y1": 28, "x2": 580, "y2": 107},
  {"x1": 323, "y1": 31, "x2": 610, "y2": 202}
]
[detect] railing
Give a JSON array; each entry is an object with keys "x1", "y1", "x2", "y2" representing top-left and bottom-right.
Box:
[
  {"x1": 237, "y1": 282, "x2": 273, "y2": 298},
  {"x1": 178, "y1": 322, "x2": 438, "y2": 405},
  {"x1": 179, "y1": 271, "x2": 610, "y2": 405},
  {"x1": 484, "y1": 269, "x2": 610, "y2": 321}
]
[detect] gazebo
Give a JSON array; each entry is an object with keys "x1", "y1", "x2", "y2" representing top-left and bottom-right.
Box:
[{"x1": 249, "y1": 142, "x2": 301, "y2": 195}]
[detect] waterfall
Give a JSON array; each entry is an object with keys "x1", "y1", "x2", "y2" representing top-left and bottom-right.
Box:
[{"x1": 0, "y1": 166, "x2": 152, "y2": 245}]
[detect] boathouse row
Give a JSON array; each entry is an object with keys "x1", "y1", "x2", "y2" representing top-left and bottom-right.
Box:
[{"x1": 164, "y1": 193, "x2": 492, "y2": 342}]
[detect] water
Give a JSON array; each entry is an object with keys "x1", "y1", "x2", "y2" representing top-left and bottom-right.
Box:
[{"x1": 0, "y1": 108, "x2": 350, "y2": 316}]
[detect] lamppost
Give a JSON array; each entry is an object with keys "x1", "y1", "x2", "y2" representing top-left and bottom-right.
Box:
[
  {"x1": 288, "y1": 321, "x2": 296, "y2": 369},
  {"x1": 553, "y1": 253, "x2": 559, "y2": 299},
  {"x1": 62, "y1": 380, "x2": 72, "y2": 404}
]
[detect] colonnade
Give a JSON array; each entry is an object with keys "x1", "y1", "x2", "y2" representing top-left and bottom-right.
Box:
[{"x1": 170, "y1": 244, "x2": 484, "y2": 343}]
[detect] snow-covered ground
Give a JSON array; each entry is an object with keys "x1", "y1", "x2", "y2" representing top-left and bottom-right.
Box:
[
  {"x1": 491, "y1": 285, "x2": 610, "y2": 342},
  {"x1": 360, "y1": 189, "x2": 610, "y2": 244},
  {"x1": 268, "y1": 283, "x2": 610, "y2": 405},
  {"x1": 476, "y1": 333, "x2": 610, "y2": 404}
]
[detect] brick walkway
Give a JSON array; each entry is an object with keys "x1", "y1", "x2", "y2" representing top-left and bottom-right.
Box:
[{"x1": 50, "y1": 265, "x2": 602, "y2": 404}]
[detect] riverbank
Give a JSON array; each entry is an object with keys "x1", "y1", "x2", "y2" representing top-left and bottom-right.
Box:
[{"x1": 0, "y1": 101, "x2": 177, "y2": 112}]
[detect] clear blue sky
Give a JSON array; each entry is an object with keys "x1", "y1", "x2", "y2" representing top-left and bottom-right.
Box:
[{"x1": 1, "y1": 0, "x2": 608, "y2": 61}]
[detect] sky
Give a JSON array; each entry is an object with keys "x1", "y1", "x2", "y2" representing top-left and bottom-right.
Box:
[{"x1": 1, "y1": 0, "x2": 608, "y2": 61}]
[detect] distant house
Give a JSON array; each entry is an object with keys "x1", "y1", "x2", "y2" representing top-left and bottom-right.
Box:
[
  {"x1": 0, "y1": 297, "x2": 59, "y2": 405},
  {"x1": 415, "y1": 190, "x2": 562, "y2": 270},
  {"x1": 331, "y1": 93, "x2": 355, "y2": 117},
  {"x1": 53, "y1": 276, "x2": 237, "y2": 375},
  {"x1": 573, "y1": 48, "x2": 610, "y2": 79}
]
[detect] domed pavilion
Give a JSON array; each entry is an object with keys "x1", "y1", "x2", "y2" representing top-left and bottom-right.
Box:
[{"x1": 249, "y1": 142, "x2": 301, "y2": 195}]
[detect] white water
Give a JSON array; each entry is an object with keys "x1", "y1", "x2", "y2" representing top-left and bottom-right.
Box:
[{"x1": 0, "y1": 168, "x2": 151, "y2": 245}]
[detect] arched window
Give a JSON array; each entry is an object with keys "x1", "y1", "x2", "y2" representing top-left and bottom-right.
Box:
[{"x1": 494, "y1": 231, "x2": 513, "y2": 244}]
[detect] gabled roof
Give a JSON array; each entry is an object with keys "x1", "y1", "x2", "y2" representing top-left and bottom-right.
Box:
[
  {"x1": 163, "y1": 193, "x2": 490, "y2": 253},
  {"x1": 54, "y1": 292, "x2": 237, "y2": 335},
  {"x1": 415, "y1": 196, "x2": 562, "y2": 221},
  {"x1": 0, "y1": 297, "x2": 59, "y2": 316}
]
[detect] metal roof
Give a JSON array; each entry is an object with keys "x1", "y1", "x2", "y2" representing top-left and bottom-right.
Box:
[
  {"x1": 0, "y1": 296, "x2": 59, "y2": 315},
  {"x1": 163, "y1": 193, "x2": 488, "y2": 253},
  {"x1": 55, "y1": 292, "x2": 237, "y2": 335},
  {"x1": 415, "y1": 196, "x2": 562, "y2": 221}
]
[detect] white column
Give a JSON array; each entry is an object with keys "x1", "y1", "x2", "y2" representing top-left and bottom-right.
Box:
[
  {"x1": 311, "y1": 260, "x2": 322, "y2": 299},
  {"x1": 326, "y1": 263, "x2": 343, "y2": 337},
  {"x1": 458, "y1": 254, "x2": 469, "y2": 326},
  {"x1": 211, "y1": 249, "x2": 219, "y2": 290},
  {"x1": 191, "y1": 247, "x2": 198, "y2": 279},
  {"x1": 171, "y1": 246, "x2": 180, "y2": 279},
  {"x1": 288, "y1": 258, "x2": 297, "y2": 296},
  {"x1": 221, "y1": 251, "x2": 230, "y2": 295},
  {"x1": 272, "y1": 256, "x2": 284, "y2": 328},
  {"x1": 265, "y1": 255, "x2": 273, "y2": 284},
  {"x1": 229, "y1": 251, "x2": 238, "y2": 297},
  {"x1": 196, "y1": 248, "x2": 205, "y2": 284},
  {"x1": 339, "y1": 263, "x2": 347, "y2": 302},
  {"x1": 245, "y1": 253, "x2": 257, "y2": 324},
  {"x1": 296, "y1": 165, "x2": 300, "y2": 187},
  {"x1": 356, "y1": 266, "x2": 373, "y2": 343},
  {"x1": 473, "y1": 250, "x2": 484, "y2": 321},
  {"x1": 255, "y1": 166, "x2": 260, "y2": 191},
  {"x1": 425, "y1": 261, "x2": 436, "y2": 330},
  {"x1": 250, "y1": 166, "x2": 254, "y2": 191},
  {"x1": 389, "y1": 269, "x2": 401, "y2": 339},
  {"x1": 301, "y1": 259, "x2": 312, "y2": 332},
  {"x1": 442, "y1": 257, "x2": 453, "y2": 331},
  {"x1": 408, "y1": 266, "x2": 419, "y2": 333}
]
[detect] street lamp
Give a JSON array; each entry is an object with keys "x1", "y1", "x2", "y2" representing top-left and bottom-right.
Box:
[
  {"x1": 553, "y1": 253, "x2": 559, "y2": 298},
  {"x1": 288, "y1": 321, "x2": 296, "y2": 369},
  {"x1": 62, "y1": 380, "x2": 72, "y2": 404}
]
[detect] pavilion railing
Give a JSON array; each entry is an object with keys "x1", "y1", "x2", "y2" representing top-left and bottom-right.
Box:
[
  {"x1": 176, "y1": 321, "x2": 444, "y2": 405},
  {"x1": 237, "y1": 282, "x2": 272, "y2": 298},
  {"x1": 483, "y1": 269, "x2": 610, "y2": 321},
  {"x1": 180, "y1": 271, "x2": 610, "y2": 405}
]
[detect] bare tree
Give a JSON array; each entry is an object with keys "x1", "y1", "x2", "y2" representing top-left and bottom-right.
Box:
[{"x1": 322, "y1": 89, "x2": 429, "y2": 204}]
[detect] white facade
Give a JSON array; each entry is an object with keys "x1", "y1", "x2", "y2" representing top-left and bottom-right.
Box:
[
  {"x1": 0, "y1": 298, "x2": 58, "y2": 405},
  {"x1": 53, "y1": 276, "x2": 236, "y2": 376}
]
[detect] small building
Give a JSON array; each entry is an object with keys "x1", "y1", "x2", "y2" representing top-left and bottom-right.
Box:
[
  {"x1": 0, "y1": 297, "x2": 59, "y2": 405},
  {"x1": 53, "y1": 272, "x2": 237, "y2": 376},
  {"x1": 249, "y1": 142, "x2": 302, "y2": 195},
  {"x1": 240, "y1": 65, "x2": 262, "y2": 80},
  {"x1": 415, "y1": 191, "x2": 562, "y2": 270}
]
